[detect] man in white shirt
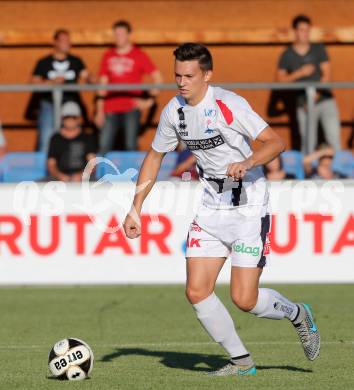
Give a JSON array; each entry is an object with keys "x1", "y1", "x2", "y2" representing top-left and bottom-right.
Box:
[{"x1": 124, "y1": 43, "x2": 320, "y2": 376}]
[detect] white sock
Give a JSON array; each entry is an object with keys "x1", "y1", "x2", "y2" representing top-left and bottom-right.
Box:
[
  {"x1": 193, "y1": 293, "x2": 249, "y2": 358},
  {"x1": 250, "y1": 288, "x2": 299, "y2": 321}
]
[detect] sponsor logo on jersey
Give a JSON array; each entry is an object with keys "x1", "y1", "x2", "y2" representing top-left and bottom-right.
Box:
[
  {"x1": 263, "y1": 232, "x2": 271, "y2": 255},
  {"x1": 233, "y1": 242, "x2": 260, "y2": 257},
  {"x1": 204, "y1": 118, "x2": 215, "y2": 134},
  {"x1": 204, "y1": 109, "x2": 217, "y2": 118},
  {"x1": 187, "y1": 238, "x2": 201, "y2": 247},
  {"x1": 184, "y1": 135, "x2": 225, "y2": 150},
  {"x1": 177, "y1": 107, "x2": 187, "y2": 131},
  {"x1": 190, "y1": 220, "x2": 201, "y2": 232}
]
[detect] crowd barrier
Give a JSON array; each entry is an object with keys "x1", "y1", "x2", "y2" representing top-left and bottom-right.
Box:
[{"x1": 0, "y1": 180, "x2": 352, "y2": 284}]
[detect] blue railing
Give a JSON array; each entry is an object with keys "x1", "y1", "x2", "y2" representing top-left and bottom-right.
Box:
[{"x1": 0, "y1": 150, "x2": 352, "y2": 182}]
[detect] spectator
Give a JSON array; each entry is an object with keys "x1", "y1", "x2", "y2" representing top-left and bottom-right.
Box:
[
  {"x1": 267, "y1": 90, "x2": 300, "y2": 150},
  {"x1": 303, "y1": 145, "x2": 345, "y2": 179},
  {"x1": 276, "y1": 15, "x2": 341, "y2": 154},
  {"x1": 47, "y1": 102, "x2": 96, "y2": 182},
  {"x1": 95, "y1": 20, "x2": 163, "y2": 153},
  {"x1": 264, "y1": 156, "x2": 296, "y2": 180},
  {"x1": 31, "y1": 29, "x2": 91, "y2": 154}
]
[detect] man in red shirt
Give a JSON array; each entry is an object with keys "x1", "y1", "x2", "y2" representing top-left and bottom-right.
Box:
[{"x1": 95, "y1": 20, "x2": 163, "y2": 152}]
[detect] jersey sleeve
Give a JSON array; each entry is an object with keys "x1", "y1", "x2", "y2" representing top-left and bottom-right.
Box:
[
  {"x1": 218, "y1": 95, "x2": 269, "y2": 140},
  {"x1": 151, "y1": 105, "x2": 178, "y2": 153}
]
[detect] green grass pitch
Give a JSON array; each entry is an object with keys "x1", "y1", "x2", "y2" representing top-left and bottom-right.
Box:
[{"x1": 0, "y1": 284, "x2": 353, "y2": 389}]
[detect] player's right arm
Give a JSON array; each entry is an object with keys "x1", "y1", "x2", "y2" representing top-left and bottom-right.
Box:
[
  {"x1": 123, "y1": 148, "x2": 165, "y2": 239},
  {"x1": 123, "y1": 102, "x2": 178, "y2": 239}
]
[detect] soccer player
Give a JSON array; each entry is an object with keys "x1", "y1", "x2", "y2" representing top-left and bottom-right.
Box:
[{"x1": 123, "y1": 43, "x2": 320, "y2": 376}]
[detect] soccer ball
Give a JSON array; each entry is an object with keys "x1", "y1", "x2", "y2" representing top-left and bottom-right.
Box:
[{"x1": 48, "y1": 338, "x2": 94, "y2": 381}]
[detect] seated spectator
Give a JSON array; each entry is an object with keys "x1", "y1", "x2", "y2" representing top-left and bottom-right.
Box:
[
  {"x1": 264, "y1": 156, "x2": 296, "y2": 180},
  {"x1": 31, "y1": 29, "x2": 91, "y2": 154},
  {"x1": 171, "y1": 148, "x2": 198, "y2": 180},
  {"x1": 303, "y1": 146, "x2": 346, "y2": 179},
  {"x1": 0, "y1": 121, "x2": 6, "y2": 158},
  {"x1": 47, "y1": 102, "x2": 96, "y2": 182},
  {"x1": 95, "y1": 20, "x2": 163, "y2": 153}
]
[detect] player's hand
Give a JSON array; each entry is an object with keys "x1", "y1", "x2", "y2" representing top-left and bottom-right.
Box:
[
  {"x1": 299, "y1": 64, "x2": 316, "y2": 77},
  {"x1": 226, "y1": 159, "x2": 254, "y2": 181},
  {"x1": 123, "y1": 210, "x2": 141, "y2": 239}
]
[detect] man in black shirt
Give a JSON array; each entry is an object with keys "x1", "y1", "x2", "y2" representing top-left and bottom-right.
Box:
[
  {"x1": 48, "y1": 102, "x2": 96, "y2": 182},
  {"x1": 31, "y1": 29, "x2": 91, "y2": 154},
  {"x1": 276, "y1": 15, "x2": 341, "y2": 153}
]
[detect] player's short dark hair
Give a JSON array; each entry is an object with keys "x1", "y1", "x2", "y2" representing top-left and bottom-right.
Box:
[
  {"x1": 112, "y1": 20, "x2": 132, "y2": 33},
  {"x1": 173, "y1": 43, "x2": 213, "y2": 71},
  {"x1": 53, "y1": 29, "x2": 69, "y2": 40},
  {"x1": 292, "y1": 14, "x2": 312, "y2": 29}
]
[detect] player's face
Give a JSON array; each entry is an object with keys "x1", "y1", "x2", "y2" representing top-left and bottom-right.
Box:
[
  {"x1": 174, "y1": 60, "x2": 212, "y2": 103},
  {"x1": 294, "y1": 22, "x2": 311, "y2": 44},
  {"x1": 113, "y1": 27, "x2": 131, "y2": 48},
  {"x1": 54, "y1": 33, "x2": 71, "y2": 53}
]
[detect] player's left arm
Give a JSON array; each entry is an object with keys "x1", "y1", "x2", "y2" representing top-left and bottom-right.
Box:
[{"x1": 226, "y1": 126, "x2": 285, "y2": 180}]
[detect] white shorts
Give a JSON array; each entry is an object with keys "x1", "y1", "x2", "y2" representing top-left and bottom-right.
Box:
[{"x1": 186, "y1": 203, "x2": 271, "y2": 268}]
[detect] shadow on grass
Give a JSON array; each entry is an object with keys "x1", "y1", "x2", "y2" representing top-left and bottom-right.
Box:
[
  {"x1": 46, "y1": 376, "x2": 92, "y2": 381},
  {"x1": 100, "y1": 348, "x2": 312, "y2": 373},
  {"x1": 101, "y1": 348, "x2": 227, "y2": 372},
  {"x1": 257, "y1": 365, "x2": 312, "y2": 373}
]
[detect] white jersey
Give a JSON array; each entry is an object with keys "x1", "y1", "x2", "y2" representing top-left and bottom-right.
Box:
[{"x1": 152, "y1": 86, "x2": 269, "y2": 209}]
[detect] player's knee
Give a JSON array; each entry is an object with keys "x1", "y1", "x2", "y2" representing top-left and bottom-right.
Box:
[
  {"x1": 185, "y1": 286, "x2": 211, "y2": 305},
  {"x1": 231, "y1": 291, "x2": 257, "y2": 312}
]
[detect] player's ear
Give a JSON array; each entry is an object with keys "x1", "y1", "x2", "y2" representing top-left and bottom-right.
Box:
[{"x1": 204, "y1": 70, "x2": 212, "y2": 82}]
